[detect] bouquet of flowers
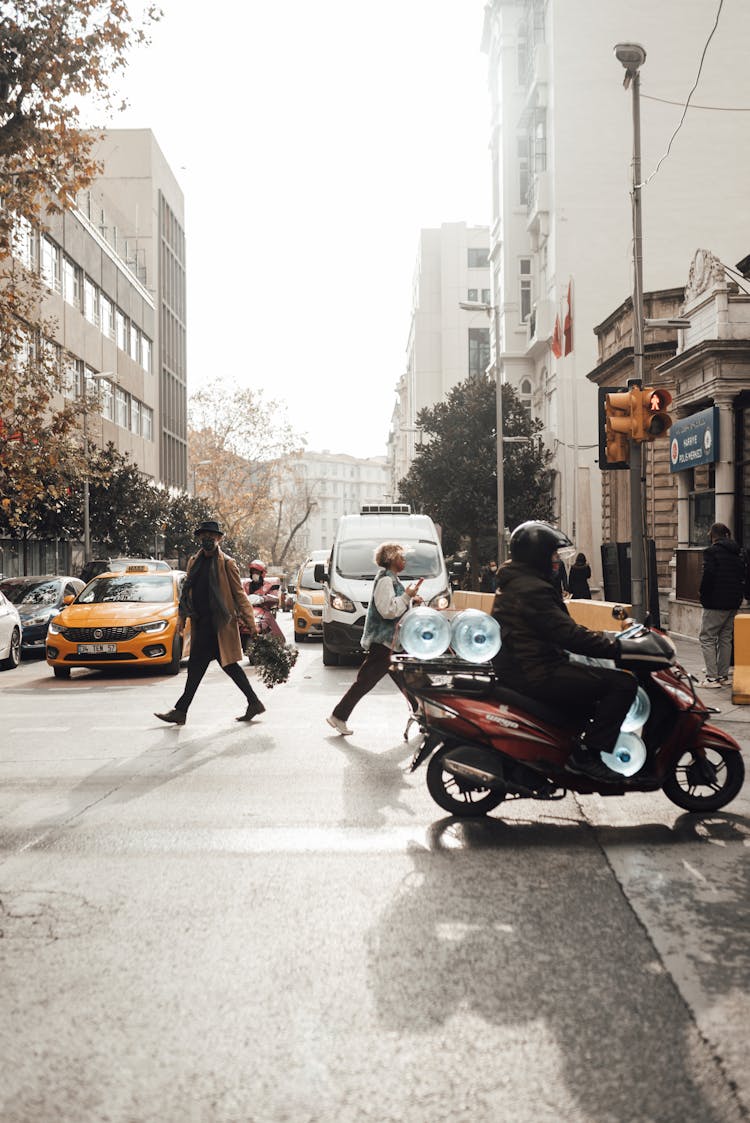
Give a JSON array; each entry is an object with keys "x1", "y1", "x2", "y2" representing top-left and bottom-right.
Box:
[{"x1": 246, "y1": 633, "x2": 299, "y2": 688}]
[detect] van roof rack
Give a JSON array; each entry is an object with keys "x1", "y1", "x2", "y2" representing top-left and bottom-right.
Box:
[{"x1": 360, "y1": 503, "x2": 411, "y2": 515}]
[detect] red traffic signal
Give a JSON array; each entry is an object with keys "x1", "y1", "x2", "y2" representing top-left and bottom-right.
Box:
[{"x1": 635, "y1": 387, "x2": 673, "y2": 441}]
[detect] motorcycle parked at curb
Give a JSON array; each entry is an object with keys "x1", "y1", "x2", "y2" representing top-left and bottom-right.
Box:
[{"x1": 392, "y1": 615, "x2": 745, "y2": 817}]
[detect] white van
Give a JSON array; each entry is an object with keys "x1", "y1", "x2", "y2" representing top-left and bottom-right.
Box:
[{"x1": 314, "y1": 504, "x2": 451, "y2": 666}]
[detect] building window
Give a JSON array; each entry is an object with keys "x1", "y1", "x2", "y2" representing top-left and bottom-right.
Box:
[
  {"x1": 12, "y1": 215, "x2": 35, "y2": 269},
  {"x1": 468, "y1": 247, "x2": 490, "y2": 269},
  {"x1": 142, "y1": 405, "x2": 153, "y2": 441},
  {"x1": 468, "y1": 327, "x2": 491, "y2": 377},
  {"x1": 40, "y1": 235, "x2": 61, "y2": 292},
  {"x1": 518, "y1": 136, "x2": 529, "y2": 206},
  {"x1": 99, "y1": 378, "x2": 114, "y2": 421},
  {"x1": 519, "y1": 258, "x2": 532, "y2": 322},
  {"x1": 129, "y1": 324, "x2": 140, "y2": 363},
  {"x1": 481, "y1": 288, "x2": 491, "y2": 305},
  {"x1": 468, "y1": 288, "x2": 478, "y2": 302},
  {"x1": 116, "y1": 386, "x2": 129, "y2": 429},
  {"x1": 115, "y1": 309, "x2": 127, "y2": 351},
  {"x1": 689, "y1": 465, "x2": 715, "y2": 546},
  {"x1": 141, "y1": 335, "x2": 152, "y2": 373},
  {"x1": 83, "y1": 277, "x2": 98, "y2": 325},
  {"x1": 130, "y1": 397, "x2": 141, "y2": 436},
  {"x1": 99, "y1": 294, "x2": 114, "y2": 339},
  {"x1": 62, "y1": 257, "x2": 80, "y2": 308},
  {"x1": 520, "y1": 378, "x2": 533, "y2": 416},
  {"x1": 63, "y1": 356, "x2": 81, "y2": 399}
]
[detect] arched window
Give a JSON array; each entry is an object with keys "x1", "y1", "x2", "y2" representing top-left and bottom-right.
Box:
[{"x1": 520, "y1": 378, "x2": 533, "y2": 416}]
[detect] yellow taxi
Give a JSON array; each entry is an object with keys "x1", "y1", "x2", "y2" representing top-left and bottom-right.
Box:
[
  {"x1": 293, "y1": 555, "x2": 326, "y2": 643},
  {"x1": 45, "y1": 564, "x2": 190, "y2": 678}
]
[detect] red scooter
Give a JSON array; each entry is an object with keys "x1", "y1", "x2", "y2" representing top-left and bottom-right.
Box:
[{"x1": 393, "y1": 621, "x2": 745, "y2": 817}]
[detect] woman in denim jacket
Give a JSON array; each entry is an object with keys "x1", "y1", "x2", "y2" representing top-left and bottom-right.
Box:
[{"x1": 326, "y1": 542, "x2": 423, "y2": 735}]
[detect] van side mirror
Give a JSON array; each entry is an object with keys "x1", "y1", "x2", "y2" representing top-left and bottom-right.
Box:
[{"x1": 314, "y1": 563, "x2": 326, "y2": 584}]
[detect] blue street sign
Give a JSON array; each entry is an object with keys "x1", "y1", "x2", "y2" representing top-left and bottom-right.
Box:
[{"x1": 669, "y1": 407, "x2": 719, "y2": 473}]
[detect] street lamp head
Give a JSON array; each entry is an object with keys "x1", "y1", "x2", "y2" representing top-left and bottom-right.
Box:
[{"x1": 614, "y1": 42, "x2": 646, "y2": 86}]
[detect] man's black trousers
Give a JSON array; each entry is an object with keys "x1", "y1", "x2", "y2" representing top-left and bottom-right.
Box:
[{"x1": 175, "y1": 618, "x2": 259, "y2": 715}]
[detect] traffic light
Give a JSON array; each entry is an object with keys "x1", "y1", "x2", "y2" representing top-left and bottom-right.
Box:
[
  {"x1": 633, "y1": 387, "x2": 673, "y2": 442},
  {"x1": 604, "y1": 387, "x2": 635, "y2": 466}
]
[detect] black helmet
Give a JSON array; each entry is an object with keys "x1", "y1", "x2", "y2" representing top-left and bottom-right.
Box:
[{"x1": 509, "y1": 521, "x2": 572, "y2": 576}]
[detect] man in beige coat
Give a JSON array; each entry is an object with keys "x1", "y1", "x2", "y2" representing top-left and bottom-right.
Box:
[{"x1": 155, "y1": 519, "x2": 263, "y2": 726}]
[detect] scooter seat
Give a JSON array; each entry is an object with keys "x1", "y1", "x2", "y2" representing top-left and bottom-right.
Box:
[{"x1": 492, "y1": 685, "x2": 575, "y2": 729}]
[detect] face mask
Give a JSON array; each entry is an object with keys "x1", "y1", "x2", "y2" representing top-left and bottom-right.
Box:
[{"x1": 200, "y1": 536, "x2": 217, "y2": 552}]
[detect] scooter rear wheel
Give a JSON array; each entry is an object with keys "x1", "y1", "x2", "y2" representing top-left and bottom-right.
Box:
[
  {"x1": 426, "y1": 745, "x2": 506, "y2": 817},
  {"x1": 662, "y1": 743, "x2": 745, "y2": 812}
]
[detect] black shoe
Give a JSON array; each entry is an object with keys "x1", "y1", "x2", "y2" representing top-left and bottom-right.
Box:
[
  {"x1": 155, "y1": 709, "x2": 186, "y2": 726},
  {"x1": 236, "y1": 699, "x2": 266, "y2": 722},
  {"x1": 566, "y1": 743, "x2": 620, "y2": 783}
]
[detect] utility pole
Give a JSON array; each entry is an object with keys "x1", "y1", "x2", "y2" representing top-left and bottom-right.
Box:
[{"x1": 615, "y1": 42, "x2": 647, "y2": 622}]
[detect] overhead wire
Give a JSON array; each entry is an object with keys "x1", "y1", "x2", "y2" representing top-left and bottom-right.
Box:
[{"x1": 640, "y1": 0, "x2": 725, "y2": 188}]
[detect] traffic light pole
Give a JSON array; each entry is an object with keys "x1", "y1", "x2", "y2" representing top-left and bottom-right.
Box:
[{"x1": 628, "y1": 58, "x2": 646, "y2": 623}]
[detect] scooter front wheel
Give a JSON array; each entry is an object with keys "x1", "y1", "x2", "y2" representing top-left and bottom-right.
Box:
[
  {"x1": 426, "y1": 745, "x2": 506, "y2": 817},
  {"x1": 662, "y1": 743, "x2": 745, "y2": 812}
]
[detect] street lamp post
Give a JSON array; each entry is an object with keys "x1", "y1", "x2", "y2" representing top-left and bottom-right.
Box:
[
  {"x1": 459, "y1": 300, "x2": 506, "y2": 562},
  {"x1": 81, "y1": 370, "x2": 116, "y2": 562},
  {"x1": 615, "y1": 42, "x2": 647, "y2": 622},
  {"x1": 191, "y1": 459, "x2": 212, "y2": 495}
]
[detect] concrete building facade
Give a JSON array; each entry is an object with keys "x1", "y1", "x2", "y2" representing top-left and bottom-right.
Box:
[
  {"x1": 88, "y1": 129, "x2": 188, "y2": 491},
  {"x1": 389, "y1": 223, "x2": 490, "y2": 497},
  {"x1": 290, "y1": 451, "x2": 390, "y2": 565},
  {"x1": 481, "y1": 0, "x2": 750, "y2": 577}
]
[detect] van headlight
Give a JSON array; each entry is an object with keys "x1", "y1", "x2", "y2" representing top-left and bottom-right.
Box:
[
  {"x1": 429, "y1": 591, "x2": 451, "y2": 610},
  {"x1": 331, "y1": 590, "x2": 356, "y2": 612}
]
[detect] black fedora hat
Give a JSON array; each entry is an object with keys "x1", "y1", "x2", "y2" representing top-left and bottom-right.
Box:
[{"x1": 194, "y1": 519, "x2": 224, "y2": 537}]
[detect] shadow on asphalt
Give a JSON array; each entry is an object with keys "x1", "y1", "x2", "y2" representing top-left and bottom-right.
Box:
[{"x1": 365, "y1": 810, "x2": 749, "y2": 1122}]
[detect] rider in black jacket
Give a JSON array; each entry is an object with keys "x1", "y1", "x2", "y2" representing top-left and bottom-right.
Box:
[{"x1": 492, "y1": 522, "x2": 637, "y2": 783}]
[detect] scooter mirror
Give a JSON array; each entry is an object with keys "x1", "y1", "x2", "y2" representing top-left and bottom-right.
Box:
[
  {"x1": 620, "y1": 686, "x2": 651, "y2": 733},
  {"x1": 450, "y1": 609, "x2": 502, "y2": 663},
  {"x1": 600, "y1": 732, "x2": 647, "y2": 777},
  {"x1": 399, "y1": 607, "x2": 452, "y2": 658}
]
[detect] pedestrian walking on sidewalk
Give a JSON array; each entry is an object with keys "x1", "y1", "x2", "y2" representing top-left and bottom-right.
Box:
[
  {"x1": 155, "y1": 519, "x2": 265, "y2": 725},
  {"x1": 326, "y1": 542, "x2": 424, "y2": 736},
  {"x1": 568, "y1": 553, "x2": 592, "y2": 599},
  {"x1": 698, "y1": 522, "x2": 749, "y2": 688}
]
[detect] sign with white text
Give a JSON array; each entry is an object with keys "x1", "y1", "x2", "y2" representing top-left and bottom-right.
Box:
[{"x1": 669, "y1": 407, "x2": 719, "y2": 473}]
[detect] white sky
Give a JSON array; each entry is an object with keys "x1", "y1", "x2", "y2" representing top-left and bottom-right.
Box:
[{"x1": 100, "y1": 0, "x2": 491, "y2": 458}]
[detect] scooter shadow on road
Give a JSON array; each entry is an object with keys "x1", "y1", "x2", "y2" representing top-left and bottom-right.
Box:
[
  {"x1": 328, "y1": 737, "x2": 417, "y2": 828},
  {"x1": 365, "y1": 812, "x2": 750, "y2": 1121}
]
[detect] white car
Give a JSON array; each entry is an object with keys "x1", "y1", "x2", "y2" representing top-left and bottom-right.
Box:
[{"x1": 0, "y1": 588, "x2": 22, "y2": 671}]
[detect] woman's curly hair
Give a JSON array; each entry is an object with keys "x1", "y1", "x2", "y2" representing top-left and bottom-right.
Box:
[{"x1": 374, "y1": 542, "x2": 405, "y2": 569}]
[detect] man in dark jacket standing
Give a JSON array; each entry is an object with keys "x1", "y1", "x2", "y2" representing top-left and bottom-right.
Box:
[
  {"x1": 492, "y1": 522, "x2": 637, "y2": 783},
  {"x1": 155, "y1": 519, "x2": 264, "y2": 725},
  {"x1": 698, "y1": 522, "x2": 748, "y2": 688}
]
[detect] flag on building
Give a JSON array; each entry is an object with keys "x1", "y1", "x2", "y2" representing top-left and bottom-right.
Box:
[
  {"x1": 551, "y1": 314, "x2": 562, "y2": 358},
  {"x1": 563, "y1": 280, "x2": 573, "y2": 356}
]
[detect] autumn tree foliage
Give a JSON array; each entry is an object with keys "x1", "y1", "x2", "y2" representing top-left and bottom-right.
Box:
[
  {"x1": 398, "y1": 376, "x2": 554, "y2": 581},
  {"x1": 188, "y1": 379, "x2": 307, "y2": 570},
  {"x1": 0, "y1": 0, "x2": 159, "y2": 536}
]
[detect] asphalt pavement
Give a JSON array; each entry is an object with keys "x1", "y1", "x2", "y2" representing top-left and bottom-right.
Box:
[{"x1": 1, "y1": 619, "x2": 749, "y2": 1123}]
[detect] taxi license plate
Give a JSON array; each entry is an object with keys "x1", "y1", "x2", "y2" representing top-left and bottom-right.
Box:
[{"x1": 77, "y1": 643, "x2": 117, "y2": 654}]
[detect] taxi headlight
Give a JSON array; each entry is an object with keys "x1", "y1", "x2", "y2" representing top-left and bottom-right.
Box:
[
  {"x1": 142, "y1": 619, "x2": 168, "y2": 634},
  {"x1": 48, "y1": 620, "x2": 61, "y2": 635}
]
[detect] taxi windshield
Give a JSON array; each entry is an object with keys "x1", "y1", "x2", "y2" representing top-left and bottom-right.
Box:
[
  {"x1": 78, "y1": 575, "x2": 173, "y2": 604},
  {"x1": 1, "y1": 580, "x2": 59, "y2": 606},
  {"x1": 298, "y1": 565, "x2": 323, "y2": 591}
]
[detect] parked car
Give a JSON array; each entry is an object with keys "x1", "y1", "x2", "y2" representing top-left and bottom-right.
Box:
[
  {"x1": 0, "y1": 588, "x2": 22, "y2": 671},
  {"x1": 46, "y1": 564, "x2": 190, "y2": 678},
  {"x1": 0, "y1": 575, "x2": 84, "y2": 656},
  {"x1": 292, "y1": 556, "x2": 327, "y2": 643},
  {"x1": 79, "y1": 557, "x2": 171, "y2": 584}
]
